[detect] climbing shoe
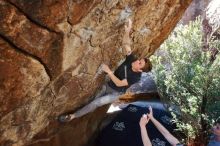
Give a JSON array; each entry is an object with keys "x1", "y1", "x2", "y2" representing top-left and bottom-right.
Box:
[{"x1": 58, "y1": 114, "x2": 72, "y2": 123}]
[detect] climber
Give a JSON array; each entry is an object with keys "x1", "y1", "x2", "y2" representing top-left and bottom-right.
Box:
[{"x1": 58, "y1": 18, "x2": 152, "y2": 123}]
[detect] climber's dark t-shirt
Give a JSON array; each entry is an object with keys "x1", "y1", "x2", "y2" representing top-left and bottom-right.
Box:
[{"x1": 108, "y1": 54, "x2": 141, "y2": 92}]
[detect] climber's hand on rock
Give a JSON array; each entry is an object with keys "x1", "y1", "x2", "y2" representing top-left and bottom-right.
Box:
[{"x1": 102, "y1": 64, "x2": 112, "y2": 74}]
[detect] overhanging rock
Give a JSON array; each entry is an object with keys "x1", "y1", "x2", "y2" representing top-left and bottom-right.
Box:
[{"x1": 0, "y1": 0, "x2": 192, "y2": 145}]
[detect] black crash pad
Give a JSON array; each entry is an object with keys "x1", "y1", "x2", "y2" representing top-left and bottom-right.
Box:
[{"x1": 97, "y1": 104, "x2": 176, "y2": 146}]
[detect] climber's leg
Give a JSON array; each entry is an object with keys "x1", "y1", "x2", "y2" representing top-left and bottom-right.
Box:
[{"x1": 58, "y1": 92, "x2": 121, "y2": 122}]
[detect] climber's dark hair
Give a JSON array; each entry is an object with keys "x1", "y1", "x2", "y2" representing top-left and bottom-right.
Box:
[{"x1": 141, "y1": 58, "x2": 152, "y2": 72}]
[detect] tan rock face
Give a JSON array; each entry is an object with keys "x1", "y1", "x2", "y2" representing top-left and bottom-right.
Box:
[
  {"x1": 69, "y1": 0, "x2": 101, "y2": 25},
  {"x1": 27, "y1": 105, "x2": 109, "y2": 146},
  {"x1": 0, "y1": 37, "x2": 50, "y2": 145},
  {"x1": 0, "y1": 1, "x2": 64, "y2": 79},
  {"x1": 7, "y1": 0, "x2": 68, "y2": 32},
  {"x1": 0, "y1": 0, "x2": 192, "y2": 145},
  {"x1": 0, "y1": 37, "x2": 50, "y2": 118}
]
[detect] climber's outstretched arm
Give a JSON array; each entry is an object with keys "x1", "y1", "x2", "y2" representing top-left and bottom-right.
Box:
[{"x1": 122, "y1": 19, "x2": 132, "y2": 56}]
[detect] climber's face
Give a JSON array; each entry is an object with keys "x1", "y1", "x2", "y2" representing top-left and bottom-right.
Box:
[{"x1": 131, "y1": 59, "x2": 146, "y2": 72}]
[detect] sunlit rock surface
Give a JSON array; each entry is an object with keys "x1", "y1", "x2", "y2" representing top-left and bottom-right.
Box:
[
  {"x1": 206, "y1": 0, "x2": 220, "y2": 34},
  {"x1": 181, "y1": 0, "x2": 211, "y2": 24},
  {"x1": 0, "y1": 0, "x2": 192, "y2": 145},
  {"x1": 180, "y1": 0, "x2": 220, "y2": 34}
]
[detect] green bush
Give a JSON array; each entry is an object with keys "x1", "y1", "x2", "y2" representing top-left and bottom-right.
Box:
[{"x1": 151, "y1": 18, "x2": 220, "y2": 143}]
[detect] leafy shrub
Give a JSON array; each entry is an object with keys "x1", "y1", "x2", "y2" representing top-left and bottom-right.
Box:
[{"x1": 151, "y1": 18, "x2": 220, "y2": 143}]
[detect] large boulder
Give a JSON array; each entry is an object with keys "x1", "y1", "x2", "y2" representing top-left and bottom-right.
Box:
[{"x1": 0, "y1": 0, "x2": 192, "y2": 145}]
